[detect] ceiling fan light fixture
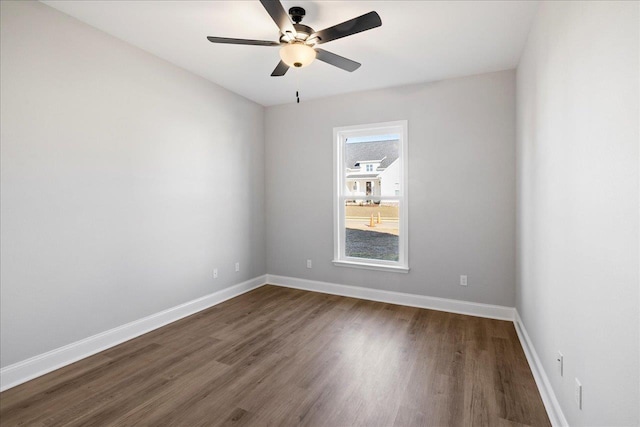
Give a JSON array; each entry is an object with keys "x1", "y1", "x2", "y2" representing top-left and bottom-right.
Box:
[{"x1": 279, "y1": 43, "x2": 316, "y2": 68}]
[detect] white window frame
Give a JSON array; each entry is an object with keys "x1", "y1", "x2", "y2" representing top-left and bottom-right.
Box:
[{"x1": 333, "y1": 120, "x2": 409, "y2": 273}]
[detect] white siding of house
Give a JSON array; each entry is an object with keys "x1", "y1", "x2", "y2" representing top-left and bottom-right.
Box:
[{"x1": 379, "y1": 159, "x2": 401, "y2": 197}]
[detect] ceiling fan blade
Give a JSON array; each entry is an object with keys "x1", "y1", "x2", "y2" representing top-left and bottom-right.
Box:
[
  {"x1": 259, "y1": 0, "x2": 296, "y2": 36},
  {"x1": 315, "y1": 48, "x2": 361, "y2": 72},
  {"x1": 271, "y1": 60, "x2": 289, "y2": 76},
  {"x1": 310, "y1": 11, "x2": 382, "y2": 45},
  {"x1": 207, "y1": 36, "x2": 280, "y2": 46}
]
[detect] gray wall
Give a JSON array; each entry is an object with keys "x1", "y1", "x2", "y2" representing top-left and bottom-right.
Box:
[
  {"x1": 0, "y1": 1, "x2": 266, "y2": 368},
  {"x1": 265, "y1": 70, "x2": 516, "y2": 307},
  {"x1": 516, "y1": 1, "x2": 639, "y2": 425}
]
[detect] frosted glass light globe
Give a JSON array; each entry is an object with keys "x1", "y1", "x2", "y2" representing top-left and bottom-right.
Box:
[{"x1": 279, "y1": 43, "x2": 316, "y2": 68}]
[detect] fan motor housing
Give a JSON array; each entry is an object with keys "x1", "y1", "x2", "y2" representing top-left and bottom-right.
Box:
[
  {"x1": 280, "y1": 24, "x2": 316, "y2": 43},
  {"x1": 293, "y1": 24, "x2": 314, "y2": 38}
]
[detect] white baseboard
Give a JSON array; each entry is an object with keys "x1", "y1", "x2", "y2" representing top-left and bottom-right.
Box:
[
  {"x1": 266, "y1": 274, "x2": 515, "y2": 321},
  {"x1": 0, "y1": 275, "x2": 267, "y2": 392},
  {"x1": 514, "y1": 310, "x2": 568, "y2": 427}
]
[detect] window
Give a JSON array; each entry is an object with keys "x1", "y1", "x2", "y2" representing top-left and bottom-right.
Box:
[{"x1": 333, "y1": 120, "x2": 409, "y2": 272}]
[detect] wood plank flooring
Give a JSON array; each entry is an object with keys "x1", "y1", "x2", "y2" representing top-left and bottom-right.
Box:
[{"x1": 0, "y1": 285, "x2": 551, "y2": 426}]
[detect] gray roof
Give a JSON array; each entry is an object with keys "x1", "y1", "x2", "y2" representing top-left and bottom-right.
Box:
[{"x1": 345, "y1": 140, "x2": 399, "y2": 170}]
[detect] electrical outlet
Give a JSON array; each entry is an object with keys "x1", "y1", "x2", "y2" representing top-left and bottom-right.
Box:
[
  {"x1": 575, "y1": 378, "x2": 582, "y2": 409},
  {"x1": 213, "y1": 268, "x2": 218, "y2": 279},
  {"x1": 235, "y1": 262, "x2": 240, "y2": 272},
  {"x1": 460, "y1": 275, "x2": 468, "y2": 286},
  {"x1": 306, "y1": 259, "x2": 312, "y2": 268},
  {"x1": 557, "y1": 351, "x2": 564, "y2": 376}
]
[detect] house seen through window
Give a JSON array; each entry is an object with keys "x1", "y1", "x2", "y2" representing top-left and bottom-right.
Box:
[{"x1": 333, "y1": 121, "x2": 408, "y2": 272}]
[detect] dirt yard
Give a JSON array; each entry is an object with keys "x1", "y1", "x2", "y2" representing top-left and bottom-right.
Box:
[{"x1": 345, "y1": 204, "x2": 399, "y2": 219}]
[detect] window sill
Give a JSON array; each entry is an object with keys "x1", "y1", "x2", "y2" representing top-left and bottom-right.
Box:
[{"x1": 332, "y1": 260, "x2": 410, "y2": 273}]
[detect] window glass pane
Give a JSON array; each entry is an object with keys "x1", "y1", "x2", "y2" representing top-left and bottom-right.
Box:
[
  {"x1": 335, "y1": 121, "x2": 407, "y2": 271},
  {"x1": 344, "y1": 200, "x2": 399, "y2": 261},
  {"x1": 344, "y1": 137, "x2": 400, "y2": 198}
]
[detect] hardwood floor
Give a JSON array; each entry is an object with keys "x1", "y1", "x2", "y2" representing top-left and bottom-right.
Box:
[{"x1": 0, "y1": 285, "x2": 550, "y2": 426}]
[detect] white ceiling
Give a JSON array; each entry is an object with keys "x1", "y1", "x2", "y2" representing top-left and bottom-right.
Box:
[{"x1": 42, "y1": 1, "x2": 539, "y2": 106}]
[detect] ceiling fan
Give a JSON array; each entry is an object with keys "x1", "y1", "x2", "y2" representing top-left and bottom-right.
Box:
[{"x1": 207, "y1": 0, "x2": 382, "y2": 76}]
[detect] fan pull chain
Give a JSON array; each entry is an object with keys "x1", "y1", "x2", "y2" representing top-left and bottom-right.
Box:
[{"x1": 295, "y1": 70, "x2": 301, "y2": 104}]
